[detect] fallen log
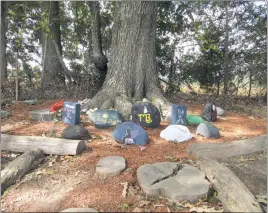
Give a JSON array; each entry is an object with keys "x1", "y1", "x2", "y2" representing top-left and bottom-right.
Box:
[
  {"x1": 187, "y1": 135, "x2": 267, "y2": 160},
  {"x1": 198, "y1": 157, "x2": 262, "y2": 212},
  {"x1": 1, "y1": 149, "x2": 45, "y2": 192},
  {"x1": 1, "y1": 134, "x2": 87, "y2": 156}
]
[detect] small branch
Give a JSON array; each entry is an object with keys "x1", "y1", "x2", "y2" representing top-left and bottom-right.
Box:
[{"x1": 120, "y1": 182, "x2": 128, "y2": 198}]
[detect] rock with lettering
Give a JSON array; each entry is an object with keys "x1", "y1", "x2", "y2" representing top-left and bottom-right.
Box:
[
  {"x1": 62, "y1": 125, "x2": 91, "y2": 140},
  {"x1": 171, "y1": 104, "x2": 187, "y2": 125},
  {"x1": 112, "y1": 122, "x2": 149, "y2": 146},
  {"x1": 87, "y1": 110, "x2": 125, "y2": 129},
  {"x1": 131, "y1": 102, "x2": 161, "y2": 128},
  {"x1": 62, "y1": 102, "x2": 81, "y2": 125}
]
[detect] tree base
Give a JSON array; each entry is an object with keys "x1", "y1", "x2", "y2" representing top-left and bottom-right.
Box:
[{"x1": 82, "y1": 87, "x2": 172, "y2": 121}]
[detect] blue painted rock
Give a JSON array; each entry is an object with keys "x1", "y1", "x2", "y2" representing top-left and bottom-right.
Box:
[
  {"x1": 171, "y1": 104, "x2": 187, "y2": 125},
  {"x1": 62, "y1": 102, "x2": 81, "y2": 125},
  {"x1": 88, "y1": 110, "x2": 124, "y2": 129},
  {"x1": 112, "y1": 122, "x2": 149, "y2": 145},
  {"x1": 196, "y1": 122, "x2": 220, "y2": 138},
  {"x1": 131, "y1": 102, "x2": 161, "y2": 128}
]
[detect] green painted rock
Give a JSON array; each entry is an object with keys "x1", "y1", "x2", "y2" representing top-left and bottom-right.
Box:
[
  {"x1": 186, "y1": 115, "x2": 204, "y2": 125},
  {"x1": 1, "y1": 111, "x2": 10, "y2": 119},
  {"x1": 62, "y1": 125, "x2": 91, "y2": 140}
]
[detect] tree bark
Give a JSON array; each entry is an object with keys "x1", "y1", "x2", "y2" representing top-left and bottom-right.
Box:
[
  {"x1": 87, "y1": 1, "x2": 108, "y2": 85},
  {"x1": 223, "y1": 3, "x2": 230, "y2": 94},
  {"x1": 1, "y1": 134, "x2": 87, "y2": 156},
  {"x1": 0, "y1": 1, "x2": 7, "y2": 84},
  {"x1": 1, "y1": 149, "x2": 45, "y2": 192},
  {"x1": 85, "y1": 2, "x2": 171, "y2": 119},
  {"x1": 41, "y1": 1, "x2": 66, "y2": 89},
  {"x1": 198, "y1": 157, "x2": 262, "y2": 212},
  {"x1": 248, "y1": 69, "x2": 252, "y2": 98}
]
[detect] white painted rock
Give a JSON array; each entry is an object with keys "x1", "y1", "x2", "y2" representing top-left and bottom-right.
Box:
[
  {"x1": 61, "y1": 208, "x2": 98, "y2": 212},
  {"x1": 160, "y1": 125, "x2": 192, "y2": 143},
  {"x1": 216, "y1": 107, "x2": 225, "y2": 116},
  {"x1": 96, "y1": 156, "x2": 126, "y2": 177},
  {"x1": 137, "y1": 162, "x2": 210, "y2": 203}
]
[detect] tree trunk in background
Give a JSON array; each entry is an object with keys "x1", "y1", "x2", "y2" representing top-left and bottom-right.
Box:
[
  {"x1": 41, "y1": 1, "x2": 65, "y2": 89},
  {"x1": 87, "y1": 1, "x2": 108, "y2": 85},
  {"x1": 84, "y1": 1, "x2": 171, "y2": 119},
  {"x1": 0, "y1": 1, "x2": 7, "y2": 85},
  {"x1": 223, "y1": 3, "x2": 230, "y2": 94},
  {"x1": 248, "y1": 70, "x2": 252, "y2": 98}
]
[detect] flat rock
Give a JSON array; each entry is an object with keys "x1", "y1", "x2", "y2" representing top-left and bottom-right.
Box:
[
  {"x1": 137, "y1": 162, "x2": 210, "y2": 203},
  {"x1": 96, "y1": 156, "x2": 126, "y2": 177},
  {"x1": 60, "y1": 208, "x2": 98, "y2": 212},
  {"x1": 30, "y1": 109, "x2": 55, "y2": 121}
]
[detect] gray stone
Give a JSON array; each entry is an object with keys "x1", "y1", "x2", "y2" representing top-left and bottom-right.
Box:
[
  {"x1": 137, "y1": 162, "x2": 210, "y2": 203},
  {"x1": 1, "y1": 111, "x2": 10, "y2": 119},
  {"x1": 62, "y1": 125, "x2": 91, "y2": 140},
  {"x1": 60, "y1": 208, "x2": 98, "y2": 212},
  {"x1": 30, "y1": 109, "x2": 55, "y2": 121},
  {"x1": 216, "y1": 106, "x2": 225, "y2": 116},
  {"x1": 96, "y1": 156, "x2": 126, "y2": 177},
  {"x1": 24, "y1": 99, "x2": 40, "y2": 105},
  {"x1": 196, "y1": 122, "x2": 220, "y2": 138}
]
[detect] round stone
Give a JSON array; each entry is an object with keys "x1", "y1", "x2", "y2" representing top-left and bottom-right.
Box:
[
  {"x1": 96, "y1": 156, "x2": 126, "y2": 177},
  {"x1": 60, "y1": 208, "x2": 98, "y2": 212}
]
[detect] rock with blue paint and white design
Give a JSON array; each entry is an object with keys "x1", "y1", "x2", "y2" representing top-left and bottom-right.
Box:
[{"x1": 112, "y1": 122, "x2": 149, "y2": 146}]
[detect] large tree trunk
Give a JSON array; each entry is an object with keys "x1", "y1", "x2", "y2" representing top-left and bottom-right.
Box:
[
  {"x1": 87, "y1": 1, "x2": 108, "y2": 85},
  {"x1": 223, "y1": 3, "x2": 230, "y2": 94},
  {"x1": 84, "y1": 2, "x2": 171, "y2": 119},
  {"x1": 0, "y1": 1, "x2": 7, "y2": 85},
  {"x1": 41, "y1": 1, "x2": 66, "y2": 89}
]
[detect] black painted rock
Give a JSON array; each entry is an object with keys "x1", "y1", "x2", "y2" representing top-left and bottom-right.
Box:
[
  {"x1": 196, "y1": 122, "x2": 220, "y2": 138},
  {"x1": 62, "y1": 125, "x2": 91, "y2": 140},
  {"x1": 200, "y1": 103, "x2": 217, "y2": 122},
  {"x1": 112, "y1": 122, "x2": 149, "y2": 146},
  {"x1": 131, "y1": 102, "x2": 161, "y2": 128},
  {"x1": 88, "y1": 110, "x2": 124, "y2": 129}
]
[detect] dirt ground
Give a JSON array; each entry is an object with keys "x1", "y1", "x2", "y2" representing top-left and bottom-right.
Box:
[{"x1": 1, "y1": 100, "x2": 266, "y2": 212}]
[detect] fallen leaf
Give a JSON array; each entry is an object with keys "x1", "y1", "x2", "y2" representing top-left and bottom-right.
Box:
[{"x1": 133, "y1": 207, "x2": 143, "y2": 212}]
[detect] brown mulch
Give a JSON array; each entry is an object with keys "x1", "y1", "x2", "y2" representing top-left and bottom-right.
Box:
[{"x1": 0, "y1": 100, "x2": 266, "y2": 212}]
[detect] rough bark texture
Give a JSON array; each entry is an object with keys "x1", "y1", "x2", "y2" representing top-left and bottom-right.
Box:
[
  {"x1": 198, "y1": 157, "x2": 262, "y2": 212},
  {"x1": 187, "y1": 135, "x2": 267, "y2": 160},
  {"x1": 1, "y1": 149, "x2": 45, "y2": 192},
  {"x1": 223, "y1": 3, "x2": 230, "y2": 94},
  {"x1": 41, "y1": 1, "x2": 65, "y2": 89},
  {"x1": 0, "y1": 1, "x2": 7, "y2": 84},
  {"x1": 87, "y1": 1, "x2": 108, "y2": 84},
  {"x1": 84, "y1": 2, "x2": 171, "y2": 119},
  {"x1": 1, "y1": 134, "x2": 87, "y2": 156}
]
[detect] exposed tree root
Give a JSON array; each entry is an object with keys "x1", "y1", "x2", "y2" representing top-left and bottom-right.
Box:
[{"x1": 114, "y1": 95, "x2": 133, "y2": 119}]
